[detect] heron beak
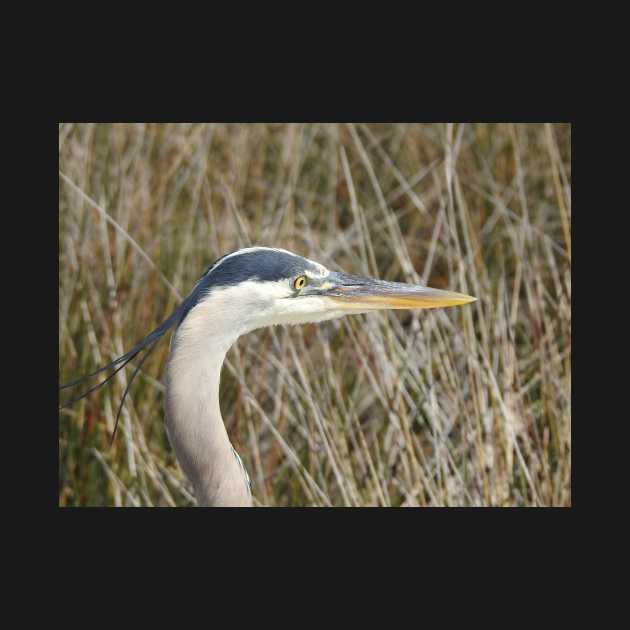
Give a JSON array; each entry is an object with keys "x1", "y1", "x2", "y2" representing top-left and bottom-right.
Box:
[{"x1": 319, "y1": 272, "x2": 476, "y2": 311}]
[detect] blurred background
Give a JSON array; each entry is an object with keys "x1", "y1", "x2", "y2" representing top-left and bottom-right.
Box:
[{"x1": 58, "y1": 123, "x2": 571, "y2": 507}]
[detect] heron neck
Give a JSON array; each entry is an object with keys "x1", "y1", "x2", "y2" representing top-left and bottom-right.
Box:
[{"x1": 164, "y1": 302, "x2": 252, "y2": 507}]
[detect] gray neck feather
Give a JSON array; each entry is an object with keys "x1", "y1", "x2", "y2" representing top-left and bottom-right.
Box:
[{"x1": 164, "y1": 299, "x2": 253, "y2": 507}]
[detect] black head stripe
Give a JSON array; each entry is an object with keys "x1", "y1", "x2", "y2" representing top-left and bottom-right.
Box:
[{"x1": 210, "y1": 250, "x2": 316, "y2": 285}]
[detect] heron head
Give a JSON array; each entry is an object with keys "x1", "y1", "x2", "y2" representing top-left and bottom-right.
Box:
[
  {"x1": 59, "y1": 246, "x2": 476, "y2": 436},
  {"x1": 181, "y1": 247, "x2": 475, "y2": 337}
]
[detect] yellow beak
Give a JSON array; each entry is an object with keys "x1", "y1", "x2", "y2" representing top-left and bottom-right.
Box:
[{"x1": 317, "y1": 272, "x2": 476, "y2": 311}]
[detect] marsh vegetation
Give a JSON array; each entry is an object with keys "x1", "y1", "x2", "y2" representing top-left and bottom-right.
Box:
[{"x1": 59, "y1": 122, "x2": 571, "y2": 507}]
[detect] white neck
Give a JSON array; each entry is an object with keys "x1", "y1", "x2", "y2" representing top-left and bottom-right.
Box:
[{"x1": 164, "y1": 300, "x2": 252, "y2": 507}]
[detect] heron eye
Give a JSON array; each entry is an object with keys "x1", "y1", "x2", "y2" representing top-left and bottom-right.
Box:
[{"x1": 294, "y1": 275, "x2": 307, "y2": 290}]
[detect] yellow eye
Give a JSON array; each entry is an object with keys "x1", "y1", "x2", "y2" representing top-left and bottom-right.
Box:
[{"x1": 294, "y1": 275, "x2": 307, "y2": 290}]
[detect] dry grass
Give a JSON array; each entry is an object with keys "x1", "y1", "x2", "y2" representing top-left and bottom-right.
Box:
[{"x1": 58, "y1": 122, "x2": 571, "y2": 507}]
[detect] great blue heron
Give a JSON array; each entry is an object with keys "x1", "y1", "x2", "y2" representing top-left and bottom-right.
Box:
[{"x1": 61, "y1": 246, "x2": 475, "y2": 506}]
